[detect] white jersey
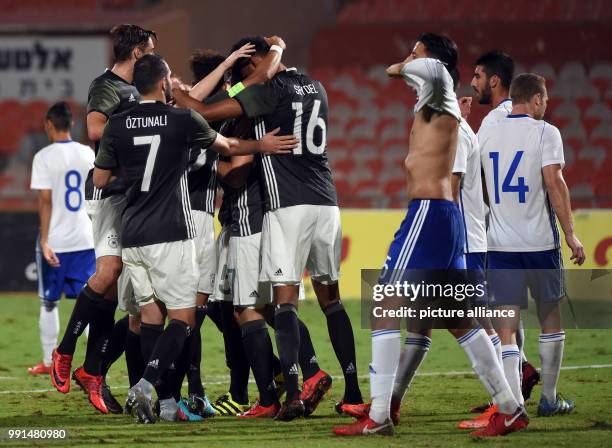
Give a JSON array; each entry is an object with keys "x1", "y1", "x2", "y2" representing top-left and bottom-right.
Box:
[
  {"x1": 479, "y1": 115, "x2": 565, "y2": 252},
  {"x1": 477, "y1": 98, "x2": 512, "y2": 136},
  {"x1": 30, "y1": 141, "x2": 95, "y2": 253},
  {"x1": 400, "y1": 58, "x2": 461, "y2": 121},
  {"x1": 452, "y1": 119, "x2": 487, "y2": 253}
]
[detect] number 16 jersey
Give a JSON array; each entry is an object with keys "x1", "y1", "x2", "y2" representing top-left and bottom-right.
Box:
[
  {"x1": 233, "y1": 68, "x2": 337, "y2": 211},
  {"x1": 479, "y1": 114, "x2": 565, "y2": 252}
]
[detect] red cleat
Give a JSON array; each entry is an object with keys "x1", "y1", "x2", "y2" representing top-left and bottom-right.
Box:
[
  {"x1": 458, "y1": 404, "x2": 498, "y2": 429},
  {"x1": 50, "y1": 349, "x2": 72, "y2": 393},
  {"x1": 470, "y1": 408, "x2": 529, "y2": 437},
  {"x1": 28, "y1": 362, "x2": 51, "y2": 375},
  {"x1": 238, "y1": 401, "x2": 280, "y2": 418},
  {"x1": 72, "y1": 367, "x2": 108, "y2": 414},
  {"x1": 469, "y1": 402, "x2": 492, "y2": 413},
  {"x1": 300, "y1": 370, "x2": 332, "y2": 416},
  {"x1": 333, "y1": 416, "x2": 394, "y2": 436},
  {"x1": 336, "y1": 401, "x2": 371, "y2": 419},
  {"x1": 522, "y1": 361, "x2": 540, "y2": 401}
]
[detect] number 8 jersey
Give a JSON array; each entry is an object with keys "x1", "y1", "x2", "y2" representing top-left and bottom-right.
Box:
[
  {"x1": 233, "y1": 68, "x2": 337, "y2": 211},
  {"x1": 479, "y1": 114, "x2": 565, "y2": 252}
]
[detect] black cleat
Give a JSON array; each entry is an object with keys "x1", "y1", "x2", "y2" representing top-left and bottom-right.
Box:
[
  {"x1": 522, "y1": 361, "x2": 540, "y2": 401},
  {"x1": 126, "y1": 386, "x2": 156, "y2": 424},
  {"x1": 101, "y1": 380, "x2": 123, "y2": 414},
  {"x1": 274, "y1": 399, "x2": 305, "y2": 422}
]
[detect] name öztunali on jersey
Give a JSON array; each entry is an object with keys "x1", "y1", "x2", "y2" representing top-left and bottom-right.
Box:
[{"x1": 125, "y1": 115, "x2": 168, "y2": 129}]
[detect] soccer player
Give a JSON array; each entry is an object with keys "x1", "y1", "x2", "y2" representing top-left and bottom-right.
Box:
[
  {"x1": 333, "y1": 33, "x2": 526, "y2": 437},
  {"x1": 50, "y1": 24, "x2": 156, "y2": 414},
  {"x1": 93, "y1": 53, "x2": 296, "y2": 423},
  {"x1": 29, "y1": 102, "x2": 96, "y2": 376},
  {"x1": 480, "y1": 73, "x2": 584, "y2": 418},
  {"x1": 471, "y1": 51, "x2": 540, "y2": 401}
]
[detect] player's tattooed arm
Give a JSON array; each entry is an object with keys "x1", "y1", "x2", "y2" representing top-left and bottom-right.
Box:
[{"x1": 543, "y1": 164, "x2": 586, "y2": 265}]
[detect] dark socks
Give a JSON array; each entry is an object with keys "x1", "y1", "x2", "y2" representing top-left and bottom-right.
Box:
[
  {"x1": 241, "y1": 319, "x2": 277, "y2": 407},
  {"x1": 139, "y1": 322, "x2": 170, "y2": 399},
  {"x1": 221, "y1": 301, "x2": 249, "y2": 404},
  {"x1": 57, "y1": 284, "x2": 104, "y2": 355},
  {"x1": 142, "y1": 320, "x2": 191, "y2": 388},
  {"x1": 297, "y1": 319, "x2": 320, "y2": 381},
  {"x1": 187, "y1": 306, "x2": 206, "y2": 396},
  {"x1": 83, "y1": 299, "x2": 117, "y2": 376},
  {"x1": 274, "y1": 304, "x2": 301, "y2": 401},
  {"x1": 323, "y1": 301, "x2": 362, "y2": 403},
  {"x1": 101, "y1": 315, "x2": 129, "y2": 377},
  {"x1": 205, "y1": 300, "x2": 224, "y2": 332},
  {"x1": 125, "y1": 329, "x2": 144, "y2": 387}
]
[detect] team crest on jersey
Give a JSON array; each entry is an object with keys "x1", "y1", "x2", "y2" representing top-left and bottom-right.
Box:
[{"x1": 107, "y1": 234, "x2": 119, "y2": 249}]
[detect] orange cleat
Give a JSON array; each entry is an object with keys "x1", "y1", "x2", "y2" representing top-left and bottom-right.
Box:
[
  {"x1": 72, "y1": 366, "x2": 108, "y2": 414},
  {"x1": 470, "y1": 408, "x2": 529, "y2": 437},
  {"x1": 458, "y1": 404, "x2": 498, "y2": 429},
  {"x1": 28, "y1": 362, "x2": 51, "y2": 375},
  {"x1": 300, "y1": 370, "x2": 332, "y2": 416},
  {"x1": 238, "y1": 401, "x2": 280, "y2": 418},
  {"x1": 333, "y1": 416, "x2": 394, "y2": 436},
  {"x1": 50, "y1": 349, "x2": 73, "y2": 393},
  {"x1": 336, "y1": 401, "x2": 371, "y2": 419}
]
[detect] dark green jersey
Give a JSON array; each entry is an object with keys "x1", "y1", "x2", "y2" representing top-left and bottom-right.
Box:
[
  {"x1": 233, "y1": 68, "x2": 337, "y2": 211},
  {"x1": 85, "y1": 70, "x2": 140, "y2": 200},
  {"x1": 95, "y1": 101, "x2": 217, "y2": 248}
]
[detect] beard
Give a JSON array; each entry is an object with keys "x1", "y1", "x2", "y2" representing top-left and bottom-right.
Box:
[{"x1": 477, "y1": 85, "x2": 493, "y2": 105}]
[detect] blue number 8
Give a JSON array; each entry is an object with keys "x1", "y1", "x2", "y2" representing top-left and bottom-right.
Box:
[{"x1": 64, "y1": 170, "x2": 82, "y2": 212}]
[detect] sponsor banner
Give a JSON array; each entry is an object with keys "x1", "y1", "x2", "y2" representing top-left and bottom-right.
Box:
[{"x1": 0, "y1": 36, "x2": 108, "y2": 103}]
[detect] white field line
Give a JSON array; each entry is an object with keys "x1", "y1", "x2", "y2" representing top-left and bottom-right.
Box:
[{"x1": 1, "y1": 363, "x2": 611, "y2": 395}]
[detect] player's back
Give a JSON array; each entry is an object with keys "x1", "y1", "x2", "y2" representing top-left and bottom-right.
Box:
[
  {"x1": 401, "y1": 58, "x2": 461, "y2": 201},
  {"x1": 31, "y1": 141, "x2": 94, "y2": 252},
  {"x1": 102, "y1": 101, "x2": 216, "y2": 248},
  {"x1": 479, "y1": 114, "x2": 565, "y2": 252}
]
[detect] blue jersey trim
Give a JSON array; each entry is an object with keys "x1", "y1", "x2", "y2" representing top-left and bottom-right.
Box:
[
  {"x1": 507, "y1": 114, "x2": 529, "y2": 118},
  {"x1": 56, "y1": 140, "x2": 73, "y2": 143}
]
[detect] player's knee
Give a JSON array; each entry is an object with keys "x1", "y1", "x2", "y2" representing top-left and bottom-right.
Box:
[
  {"x1": 96, "y1": 258, "x2": 123, "y2": 286},
  {"x1": 40, "y1": 299, "x2": 58, "y2": 312}
]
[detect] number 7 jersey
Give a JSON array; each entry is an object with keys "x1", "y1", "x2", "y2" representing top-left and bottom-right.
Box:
[
  {"x1": 233, "y1": 68, "x2": 337, "y2": 210},
  {"x1": 479, "y1": 114, "x2": 565, "y2": 252}
]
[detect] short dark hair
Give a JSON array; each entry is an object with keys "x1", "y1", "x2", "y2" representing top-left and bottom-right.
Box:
[
  {"x1": 474, "y1": 51, "x2": 514, "y2": 89},
  {"x1": 45, "y1": 102, "x2": 72, "y2": 131},
  {"x1": 133, "y1": 54, "x2": 169, "y2": 95},
  {"x1": 229, "y1": 36, "x2": 270, "y2": 83},
  {"x1": 110, "y1": 24, "x2": 156, "y2": 63},
  {"x1": 510, "y1": 73, "x2": 547, "y2": 104},
  {"x1": 417, "y1": 33, "x2": 459, "y2": 85},
  {"x1": 190, "y1": 49, "x2": 226, "y2": 91}
]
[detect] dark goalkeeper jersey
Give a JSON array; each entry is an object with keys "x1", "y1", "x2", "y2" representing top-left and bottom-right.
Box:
[
  {"x1": 233, "y1": 68, "x2": 337, "y2": 211},
  {"x1": 94, "y1": 101, "x2": 217, "y2": 248},
  {"x1": 85, "y1": 70, "x2": 140, "y2": 200}
]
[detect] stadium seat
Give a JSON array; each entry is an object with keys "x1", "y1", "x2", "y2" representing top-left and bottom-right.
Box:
[{"x1": 590, "y1": 62, "x2": 612, "y2": 97}]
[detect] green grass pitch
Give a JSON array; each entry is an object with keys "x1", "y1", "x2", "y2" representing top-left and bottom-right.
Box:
[{"x1": 0, "y1": 294, "x2": 610, "y2": 447}]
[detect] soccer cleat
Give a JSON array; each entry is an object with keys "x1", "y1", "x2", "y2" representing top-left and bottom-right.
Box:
[
  {"x1": 458, "y1": 404, "x2": 498, "y2": 429},
  {"x1": 185, "y1": 393, "x2": 216, "y2": 418},
  {"x1": 238, "y1": 400, "x2": 280, "y2": 418},
  {"x1": 126, "y1": 385, "x2": 156, "y2": 424},
  {"x1": 28, "y1": 362, "x2": 51, "y2": 375},
  {"x1": 537, "y1": 395, "x2": 575, "y2": 417},
  {"x1": 101, "y1": 380, "x2": 123, "y2": 414},
  {"x1": 300, "y1": 370, "x2": 332, "y2": 417},
  {"x1": 470, "y1": 402, "x2": 493, "y2": 413},
  {"x1": 212, "y1": 393, "x2": 250, "y2": 416},
  {"x1": 274, "y1": 399, "x2": 305, "y2": 421},
  {"x1": 72, "y1": 367, "x2": 108, "y2": 414},
  {"x1": 50, "y1": 349, "x2": 73, "y2": 393},
  {"x1": 333, "y1": 417, "x2": 394, "y2": 436},
  {"x1": 470, "y1": 408, "x2": 529, "y2": 437},
  {"x1": 177, "y1": 398, "x2": 204, "y2": 422},
  {"x1": 335, "y1": 401, "x2": 370, "y2": 419},
  {"x1": 521, "y1": 361, "x2": 540, "y2": 401}
]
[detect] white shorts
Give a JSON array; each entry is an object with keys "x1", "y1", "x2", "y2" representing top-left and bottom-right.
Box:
[
  {"x1": 122, "y1": 239, "x2": 198, "y2": 310},
  {"x1": 193, "y1": 210, "x2": 216, "y2": 294},
  {"x1": 87, "y1": 195, "x2": 125, "y2": 258},
  {"x1": 228, "y1": 233, "x2": 270, "y2": 307},
  {"x1": 260, "y1": 205, "x2": 342, "y2": 284},
  {"x1": 209, "y1": 226, "x2": 232, "y2": 302},
  {"x1": 117, "y1": 271, "x2": 139, "y2": 316}
]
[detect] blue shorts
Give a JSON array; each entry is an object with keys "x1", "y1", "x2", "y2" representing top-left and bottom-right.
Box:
[
  {"x1": 380, "y1": 199, "x2": 465, "y2": 284},
  {"x1": 465, "y1": 252, "x2": 488, "y2": 306},
  {"x1": 36, "y1": 243, "x2": 96, "y2": 301},
  {"x1": 487, "y1": 249, "x2": 564, "y2": 308}
]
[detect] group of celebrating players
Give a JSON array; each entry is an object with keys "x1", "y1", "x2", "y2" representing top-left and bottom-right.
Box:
[{"x1": 29, "y1": 23, "x2": 584, "y2": 438}]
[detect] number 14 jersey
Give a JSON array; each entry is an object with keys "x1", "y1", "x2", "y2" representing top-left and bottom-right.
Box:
[{"x1": 479, "y1": 114, "x2": 565, "y2": 252}]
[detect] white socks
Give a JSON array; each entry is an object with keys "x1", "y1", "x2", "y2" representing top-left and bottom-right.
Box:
[
  {"x1": 502, "y1": 344, "x2": 524, "y2": 406},
  {"x1": 539, "y1": 331, "x2": 565, "y2": 403},
  {"x1": 489, "y1": 333, "x2": 502, "y2": 367},
  {"x1": 369, "y1": 330, "x2": 401, "y2": 424},
  {"x1": 392, "y1": 332, "x2": 431, "y2": 403},
  {"x1": 39, "y1": 304, "x2": 59, "y2": 366},
  {"x1": 458, "y1": 328, "x2": 519, "y2": 415}
]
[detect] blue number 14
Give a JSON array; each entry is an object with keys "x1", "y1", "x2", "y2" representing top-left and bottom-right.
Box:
[{"x1": 489, "y1": 151, "x2": 529, "y2": 204}]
